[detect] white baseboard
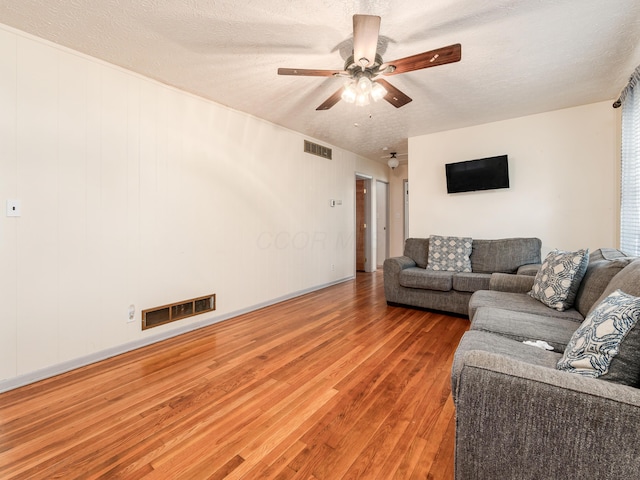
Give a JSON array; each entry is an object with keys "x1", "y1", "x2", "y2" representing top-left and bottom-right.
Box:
[{"x1": 0, "y1": 276, "x2": 354, "y2": 393}]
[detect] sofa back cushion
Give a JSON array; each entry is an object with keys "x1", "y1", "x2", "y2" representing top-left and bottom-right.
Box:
[
  {"x1": 587, "y1": 259, "x2": 640, "y2": 316},
  {"x1": 470, "y1": 238, "x2": 542, "y2": 274},
  {"x1": 574, "y1": 252, "x2": 636, "y2": 317},
  {"x1": 589, "y1": 247, "x2": 632, "y2": 262},
  {"x1": 403, "y1": 238, "x2": 430, "y2": 268}
]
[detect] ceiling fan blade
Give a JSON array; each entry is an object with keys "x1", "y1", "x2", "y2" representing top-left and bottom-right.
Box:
[
  {"x1": 316, "y1": 87, "x2": 344, "y2": 111},
  {"x1": 278, "y1": 68, "x2": 346, "y2": 77},
  {"x1": 375, "y1": 79, "x2": 412, "y2": 108},
  {"x1": 353, "y1": 15, "x2": 381, "y2": 68},
  {"x1": 383, "y1": 43, "x2": 461, "y2": 75}
]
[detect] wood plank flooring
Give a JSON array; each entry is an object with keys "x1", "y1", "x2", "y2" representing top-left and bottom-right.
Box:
[{"x1": 0, "y1": 271, "x2": 469, "y2": 479}]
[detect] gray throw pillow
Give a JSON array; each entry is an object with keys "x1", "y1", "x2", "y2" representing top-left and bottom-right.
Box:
[
  {"x1": 557, "y1": 289, "x2": 640, "y2": 386},
  {"x1": 529, "y1": 248, "x2": 589, "y2": 311},
  {"x1": 426, "y1": 235, "x2": 472, "y2": 273}
]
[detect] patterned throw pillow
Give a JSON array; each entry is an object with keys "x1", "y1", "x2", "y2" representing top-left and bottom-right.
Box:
[
  {"x1": 426, "y1": 235, "x2": 472, "y2": 273},
  {"x1": 529, "y1": 248, "x2": 589, "y2": 311},
  {"x1": 557, "y1": 290, "x2": 640, "y2": 384}
]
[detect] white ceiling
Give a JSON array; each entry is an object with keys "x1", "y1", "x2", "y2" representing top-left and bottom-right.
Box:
[{"x1": 1, "y1": 0, "x2": 639, "y2": 163}]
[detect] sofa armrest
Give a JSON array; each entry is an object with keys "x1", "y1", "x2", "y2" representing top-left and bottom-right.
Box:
[
  {"x1": 383, "y1": 256, "x2": 417, "y2": 304},
  {"x1": 383, "y1": 255, "x2": 416, "y2": 273},
  {"x1": 489, "y1": 272, "x2": 535, "y2": 293},
  {"x1": 454, "y1": 350, "x2": 640, "y2": 480},
  {"x1": 516, "y1": 263, "x2": 541, "y2": 276}
]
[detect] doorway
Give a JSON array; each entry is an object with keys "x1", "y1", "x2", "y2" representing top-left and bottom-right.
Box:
[{"x1": 355, "y1": 175, "x2": 372, "y2": 272}]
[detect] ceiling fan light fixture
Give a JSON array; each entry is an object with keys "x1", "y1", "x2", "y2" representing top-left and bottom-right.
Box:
[
  {"x1": 357, "y1": 75, "x2": 372, "y2": 93},
  {"x1": 355, "y1": 91, "x2": 370, "y2": 107},
  {"x1": 388, "y1": 157, "x2": 400, "y2": 169},
  {"x1": 341, "y1": 83, "x2": 357, "y2": 103},
  {"x1": 371, "y1": 81, "x2": 387, "y2": 102}
]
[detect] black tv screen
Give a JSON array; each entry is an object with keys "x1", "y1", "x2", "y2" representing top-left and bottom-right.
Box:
[{"x1": 445, "y1": 155, "x2": 509, "y2": 194}]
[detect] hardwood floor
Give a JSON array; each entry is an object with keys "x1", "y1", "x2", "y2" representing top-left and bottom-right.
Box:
[{"x1": 0, "y1": 272, "x2": 469, "y2": 479}]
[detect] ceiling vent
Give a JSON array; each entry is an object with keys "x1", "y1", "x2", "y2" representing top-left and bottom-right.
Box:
[{"x1": 304, "y1": 140, "x2": 332, "y2": 160}]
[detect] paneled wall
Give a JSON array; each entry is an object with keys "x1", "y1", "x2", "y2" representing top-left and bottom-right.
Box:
[{"x1": 0, "y1": 25, "x2": 385, "y2": 388}]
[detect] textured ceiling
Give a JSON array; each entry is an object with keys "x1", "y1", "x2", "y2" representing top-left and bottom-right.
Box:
[{"x1": 1, "y1": 0, "x2": 640, "y2": 163}]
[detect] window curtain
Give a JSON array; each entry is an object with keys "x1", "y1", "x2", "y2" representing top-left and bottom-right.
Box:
[{"x1": 617, "y1": 65, "x2": 640, "y2": 255}]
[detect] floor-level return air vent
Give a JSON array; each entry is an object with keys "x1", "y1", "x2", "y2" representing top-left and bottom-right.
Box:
[
  {"x1": 142, "y1": 294, "x2": 216, "y2": 330},
  {"x1": 304, "y1": 140, "x2": 332, "y2": 159}
]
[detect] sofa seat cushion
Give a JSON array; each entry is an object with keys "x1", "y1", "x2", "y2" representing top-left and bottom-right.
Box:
[
  {"x1": 452, "y1": 273, "x2": 491, "y2": 293},
  {"x1": 451, "y1": 330, "x2": 562, "y2": 400},
  {"x1": 469, "y1": 290, "x2": 585, "y2": 322},
  {"x1": 399, "y1": 268, "x2": 453, "y2": 291},
  {"x1": 471, "y1": 307, "x2": 580, "y2": 352}
]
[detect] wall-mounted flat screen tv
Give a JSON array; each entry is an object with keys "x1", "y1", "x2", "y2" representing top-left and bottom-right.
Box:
[{"x1": 445, "y1": 155, "x2": 509, "y2": 194}]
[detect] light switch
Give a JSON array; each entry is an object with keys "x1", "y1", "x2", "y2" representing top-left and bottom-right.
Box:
[{"x1": 6, "y1": 200, "x2": 21, "y2": 217}]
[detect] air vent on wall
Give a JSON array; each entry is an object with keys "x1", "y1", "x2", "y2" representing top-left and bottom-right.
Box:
[
  {"x1": 304, "y1": 140, "x2": 332, "y2": 159},
  {"x1": 142, "y1": 294, "x2": 216, "y2": 330}
]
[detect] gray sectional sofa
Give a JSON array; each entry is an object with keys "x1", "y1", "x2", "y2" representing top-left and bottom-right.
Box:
[
  {"x1": 383, "y1": 237, "x2": 542, "y2": 315},
  {"x1": 452, "y1": 248, "x2": 640, "y2": 479}
]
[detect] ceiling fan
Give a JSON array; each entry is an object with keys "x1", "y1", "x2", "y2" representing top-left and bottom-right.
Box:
[{"x1": 277, "y1": 14, "x2": 461, "y2": 111}]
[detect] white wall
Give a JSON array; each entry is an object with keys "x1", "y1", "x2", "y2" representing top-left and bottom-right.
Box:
[
  {"x1": 408, "y1": 102, "x2": 618, "y2": 254},
  {"x1": 0, "y1": 25, "x2": 387, "y2": 389},
  {"x1": 388, "y1": 164, "x2": 408, "y2": 257}
]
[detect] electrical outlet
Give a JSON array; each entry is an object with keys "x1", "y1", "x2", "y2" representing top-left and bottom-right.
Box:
[
  {"x1": 331, "y1": 264, "x2": 335, "y2": 271},
  {"x1": 127, "y1": 304, "x2": 136, "y2": 323}
]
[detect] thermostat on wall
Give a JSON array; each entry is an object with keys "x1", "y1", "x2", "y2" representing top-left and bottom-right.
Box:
[{"x1": 6, "y1": 200, "x2": 21, "y2": 217}]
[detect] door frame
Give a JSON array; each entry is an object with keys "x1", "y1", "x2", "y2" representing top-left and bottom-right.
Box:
[
  {"x1": 403, "y1": 179, "x2": 409, "y2": 242},
  {"x1": 375, "y1": 180, "x2": 389, "y2": 267}
]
